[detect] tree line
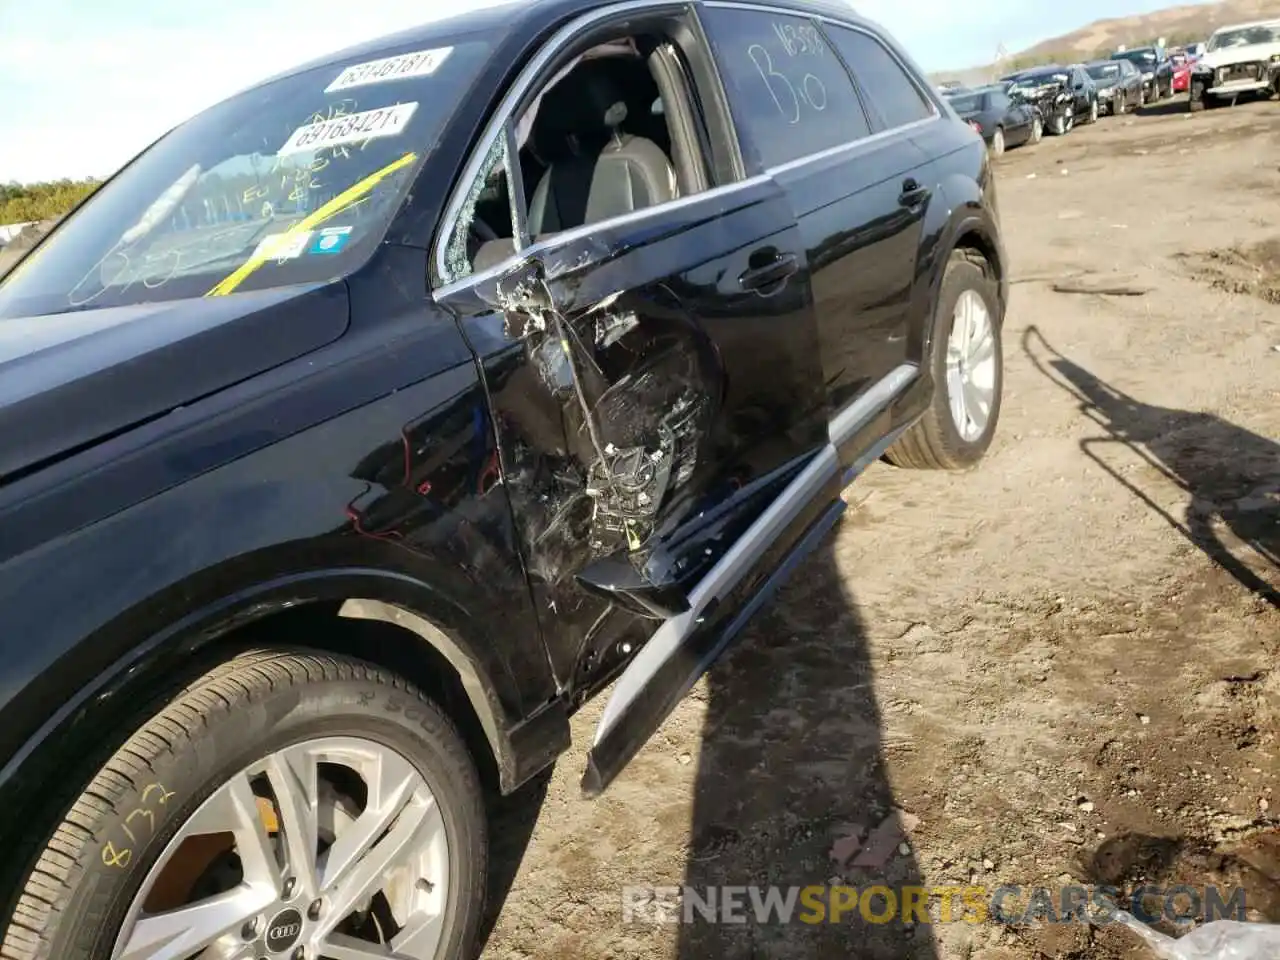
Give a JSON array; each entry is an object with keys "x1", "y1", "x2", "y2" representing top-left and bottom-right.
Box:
[{"x1": 0, "y1": 179, "x2": 101, "y2": 225}]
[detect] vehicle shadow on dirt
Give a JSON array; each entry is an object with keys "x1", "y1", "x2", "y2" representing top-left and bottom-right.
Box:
[
  {"x1": 1080, "y1": 830, "x2": 1280, "y2": 933},
  {"x1": 676, "y1": 538, "x2": 937, "y2": 959},
  {"x1": 1136, "y1": 98, "x2": 1191, "y2": 118},
  {"x1": 1024, "y1": 326, "x2": 1279, "y2": 609}
]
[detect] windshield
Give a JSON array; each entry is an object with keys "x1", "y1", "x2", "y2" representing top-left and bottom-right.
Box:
[
  {"x1": 1008, "y1": 72, "x2": 1066, "y2": 92},
  {"x1": 1208, "y1": 23, "x2": 1280, "y2": 50},
  {"x1": 945, "y1": 92, "x2": 987, "y2": 113},
  {"x1": 1087, "y1": 63, "x2": 1120, "y2": 80},
  {"x1": 1115, "y1": 49, "x2": 1156, "y2": 66},
  {"x1": 0, "y1": 37, "x2": 491, "y2": 319}
]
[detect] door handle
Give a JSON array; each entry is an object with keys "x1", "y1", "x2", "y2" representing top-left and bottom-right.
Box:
[
  {"x1": 899, "y1": 178, "x2": 930, "y2": 208},
  {"x1": 739, "y1": 252, "x2": 798, "y2": 292}
]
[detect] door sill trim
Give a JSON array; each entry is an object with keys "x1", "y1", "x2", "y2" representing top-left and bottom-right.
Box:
[
  {"x1": 583, "y1": 364, "x2": 919, "y2": 789},
  {"x1": 829, "y1": 363, "x2": 918, "y2": 449}
]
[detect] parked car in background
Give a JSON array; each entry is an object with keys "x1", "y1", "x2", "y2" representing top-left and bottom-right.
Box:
[
  {"x1": 1086, "y1": 58, "x2": 1145, "y2": 114},
  {"x1": 1188, "y1": 19, "x2": 1280, "y2": 110},
  {"x1": 1112, "y1": 44, "x2": 1174, "y2": 101},
  {"x1": 0, "y1": 1, "x2": 1010, "y2": 958},
  {"x1": 1003, "y1": 63, "x2": 1098, "y2": 133},
  {"x1": 1172, "y1": 55, "x2": 1195, "y2": 93},
  {"x1": 1185, "y1": 41, "x2": 1207, "y2": 58},
  {"x1": 945, "y1": 84, "x2": 1043, "y2": 154}
]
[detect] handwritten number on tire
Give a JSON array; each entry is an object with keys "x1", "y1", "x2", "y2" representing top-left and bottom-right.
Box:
[{"x1": 101, "y1": 782, "x2": 177, "y2": 869}]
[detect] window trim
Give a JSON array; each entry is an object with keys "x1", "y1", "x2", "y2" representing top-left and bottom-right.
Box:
[
  {"x1": 695, "y1": 3, "x2": 877, "y2": 173},
  {"x1": 697, "y1": 1, "x2": 939, "y2": 176},
  {"x1": 703, "y1": 1, "x2": 941, "y2": 127},
  {"x1": 432, "y1": 0, "x2": 699, "y2": 292},
  {"x1": 431, "y1": 0, "x2": 942, "y2": 299}
]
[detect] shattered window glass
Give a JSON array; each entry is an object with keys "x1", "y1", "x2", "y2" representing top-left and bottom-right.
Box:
[{"x1": 442, "y1": 134, "x2": 514, "y2": 284}]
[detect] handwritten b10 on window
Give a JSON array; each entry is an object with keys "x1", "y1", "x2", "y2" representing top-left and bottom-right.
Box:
[{"x1": 750, "y1": 21, "x2": 831, "y2": 125}]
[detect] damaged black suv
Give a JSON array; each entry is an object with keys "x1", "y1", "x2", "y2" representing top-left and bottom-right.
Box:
[{"x1": 0, "y1": 1, "x2": 1006, "y2": 957}]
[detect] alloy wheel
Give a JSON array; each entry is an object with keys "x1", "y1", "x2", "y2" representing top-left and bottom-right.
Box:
[
  {"x1": 945, "y1": 289, "x2": 997, "y2": 442},
  {"x1": 110, "y1": 737, "x2": 450, "y2": 960}
]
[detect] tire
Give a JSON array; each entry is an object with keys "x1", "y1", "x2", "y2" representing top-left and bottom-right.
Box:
[
  {"x1": 990, "y1": 127, "x2": 1005, "y2": 156},
  {"x1": 1030, "y1": 114, "x2": 1043, "y2": 143},
  {"x1": 0, "y1": 650, "x2": 488, "y2": 960},
  {"x1": 1116, "y1": 92, "x2": 1127, "y2": 115},
  {"x1": 1087, "y1": 98, "x2": 1099, "y2": 123},
  {"x1": 886, "y1": 249, "x2": 1003, "y2": 471}
]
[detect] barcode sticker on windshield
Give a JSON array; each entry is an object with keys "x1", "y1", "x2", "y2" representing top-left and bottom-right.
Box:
[
  {"x1": 325, "y1": 47, "x2": 453, "y2": 93},
  {"x1": 252, "y1": 231, "x2": 312, "y2": 262},
  {"x1": 278, "y1": 102, "x2": 418, "y2": 156}
]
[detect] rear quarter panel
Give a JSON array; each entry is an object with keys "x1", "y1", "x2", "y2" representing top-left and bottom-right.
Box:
[{"x1": 902, "y1": 118, "x2": 1007, "y2": 363}]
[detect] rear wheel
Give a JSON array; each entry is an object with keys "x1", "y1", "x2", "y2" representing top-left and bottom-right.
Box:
[
  {"x1": 1030, "y1": 114, "x2": 1043, "y2": 143},
  {"x1": 990, "y1": 127, "x2": 1005, "y2": 156},
  {"x1": 0, "y1": 650, "x2": 489, "y2": 960},
  {"x1": 1087, "y1": 98, "x2": 1099, "y2": 123},
  {"x1": 886, "y1": 249, "x2": 1003, "y2": 470}
]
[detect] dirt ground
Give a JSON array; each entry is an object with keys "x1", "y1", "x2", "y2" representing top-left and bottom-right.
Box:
[{"x1": 479, "y1": 96, "x2": 1279, "y2": 960}]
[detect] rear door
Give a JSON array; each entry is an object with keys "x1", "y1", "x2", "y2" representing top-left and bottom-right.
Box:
[
  {"x1": 698, "y1": 5, "x2": 934, "y2": 465},
  {"x1": 992, "y1": 90, "x2": 1031, "y2": 143}
]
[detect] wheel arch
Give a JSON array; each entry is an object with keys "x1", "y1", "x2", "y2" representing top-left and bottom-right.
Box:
[
  {"x1": 0, "y1": 565, "x2": 569, "y2": 854},
  {"x1": 917, "y1": 170, "x2": 1008, "y2": 364}
]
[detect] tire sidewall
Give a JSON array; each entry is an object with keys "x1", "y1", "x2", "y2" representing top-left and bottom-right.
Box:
[
  {"x1": 927, "y1": 260, "x2": 1004, "y2": 466},
  {"x1": 32, "y1": 662, "x2": 486, "y2": 960}
]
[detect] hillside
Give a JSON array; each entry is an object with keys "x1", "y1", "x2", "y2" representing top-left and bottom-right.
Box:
[
  {"x1": 1018, "y1": 0, "x2": 1276, "y2": 60},
  {"x1": 931, "y1": 0, "x2": 1279, "y2": 84}
]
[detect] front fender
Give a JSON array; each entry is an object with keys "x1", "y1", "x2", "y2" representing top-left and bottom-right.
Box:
[{"x1": 0, "y1": 362, "x2": 562, "y2": 823}]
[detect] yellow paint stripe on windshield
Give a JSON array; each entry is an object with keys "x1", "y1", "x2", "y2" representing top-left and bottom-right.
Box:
[{"x1": 205, "y1": 150, "x2": 418, "y2": 297}]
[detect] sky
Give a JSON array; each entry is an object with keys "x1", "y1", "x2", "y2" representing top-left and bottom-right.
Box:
[{"x1": 0, "y1": 0, "x2": 1198, "y2": 184}]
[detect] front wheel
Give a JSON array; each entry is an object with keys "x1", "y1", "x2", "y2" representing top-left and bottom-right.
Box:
[
  {"x1": 1088, "y1": 98, "x2": 1099, "y2": 123},
  {"x1": 0, "y1": 650, "x2": 490, "y2": 960},
  {"x1": 1029, "y1": 114, "x2": 1044, "y2": 143},
  {"x1": 990, "y1": 127, "x2": 1006, "y2": 156},
  {"x1": 886, "y1": 249, "x2": 1003, "y2": 470}
]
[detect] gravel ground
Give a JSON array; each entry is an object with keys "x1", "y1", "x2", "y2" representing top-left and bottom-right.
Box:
[{"x1": 478, "y1": 94, "x2": 1279, "y2": 960}]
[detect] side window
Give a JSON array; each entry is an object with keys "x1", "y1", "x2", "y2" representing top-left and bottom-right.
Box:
[
  {"x1": 698, "y1": 7, "x2": 870, "y2": 170},
  {"x1": 440, "y1": 134, "x2": 518, "y2": 284},
  {"x1": 990, "y1": 92, "x2": 1010, "y2": 112},
  {"x1": 822, "y1": 25, "x2": 932, "y2": 130}
]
